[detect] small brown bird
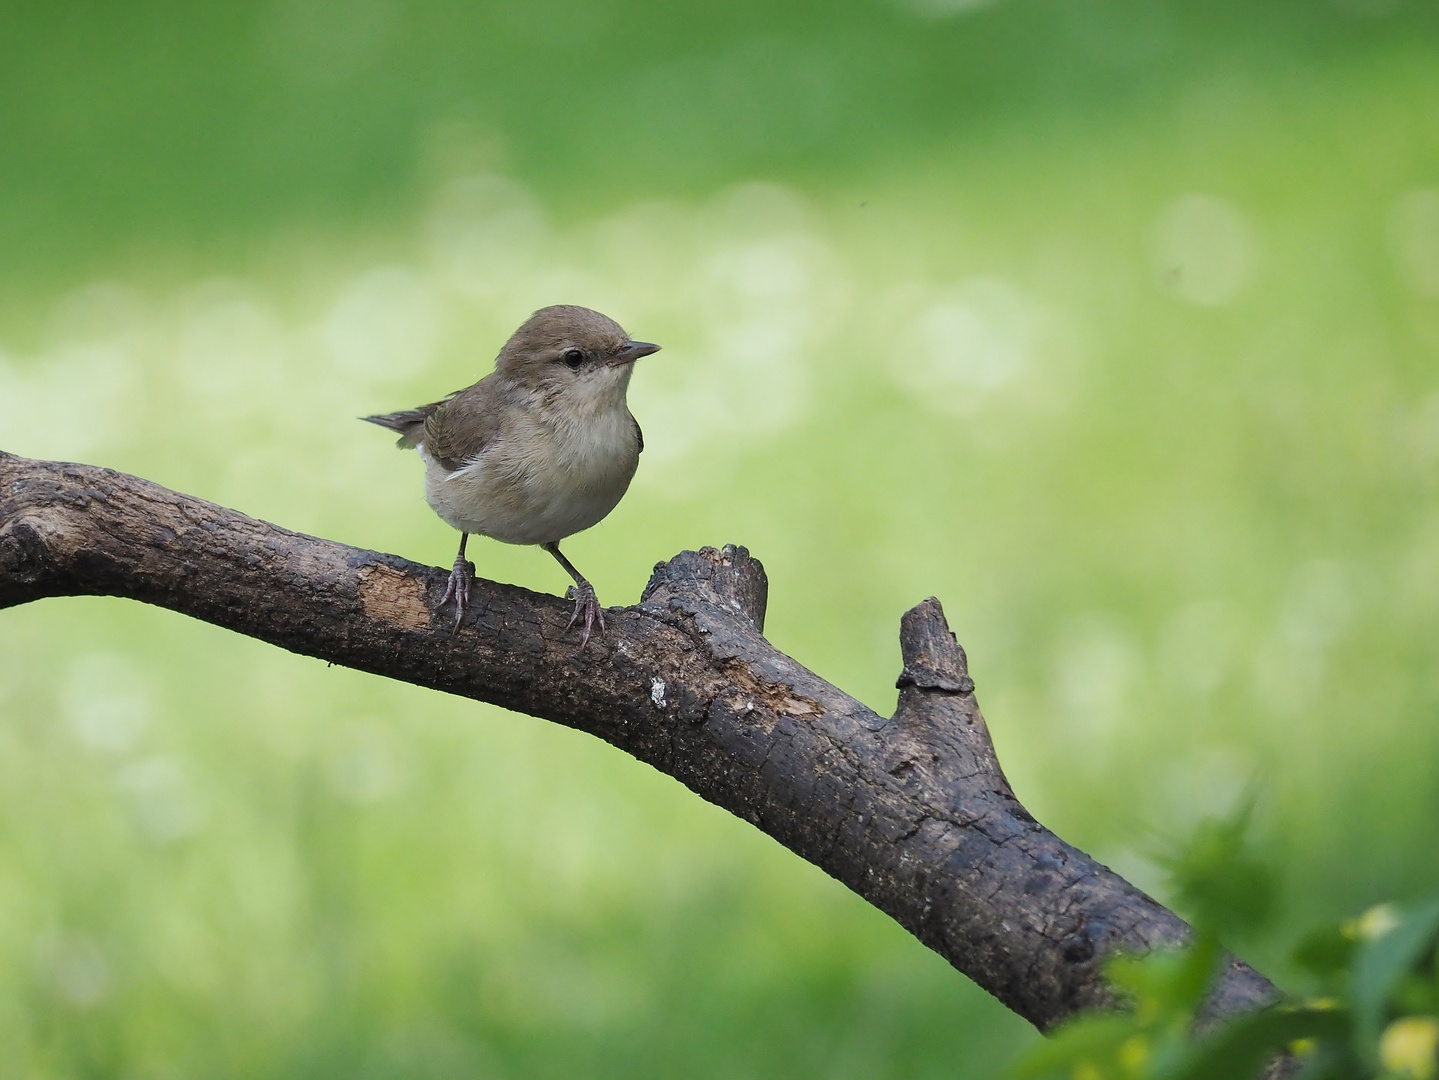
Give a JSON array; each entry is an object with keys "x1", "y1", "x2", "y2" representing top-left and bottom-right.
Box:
[{"x1": 363, "y1": 305, "x2": 661, "y2": 647}]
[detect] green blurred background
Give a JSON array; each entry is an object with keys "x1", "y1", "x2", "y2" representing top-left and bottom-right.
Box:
[{"x1": 2, "y1": 1, "x2": 1438, "y2": 1076}]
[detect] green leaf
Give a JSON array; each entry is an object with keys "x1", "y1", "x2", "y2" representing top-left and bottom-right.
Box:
[
  {"x1": 1108, "y1": 937, "x2": 1223, "y2": 1018},
  {"x1": 1011, "y1": 1014, "x2": 1139, "y2": 1079},
  {"x1": 1169, "y1": 1006, "x2": 1350, "y2": 1080},
  {"x1": 1391, "y1": 972, "x2": 1437, "y2": 1016},
  {"x1": 1291, "y1": 1040, "x2": 1370, "y2": 1080},
  {"x1": 1294, "y1": 923, "x2": 1358, "y2": 988},
  {"x1": 1351, "y1": 900, "x2": 1439, "y2": 1061},
  {"x1": 1154, "y1": 795, "x2": 1276, "y2": 940}
]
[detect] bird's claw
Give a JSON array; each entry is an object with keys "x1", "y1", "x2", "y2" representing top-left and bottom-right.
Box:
[
  {"x1": 440, "y1": 557, "x2": 472, "y2": 633},
  {"x1": 564, "y1": 582, "x2": 605, "y2": 650}
]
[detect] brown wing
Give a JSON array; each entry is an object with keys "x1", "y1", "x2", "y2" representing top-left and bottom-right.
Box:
[
  {"x1": 422, "y1": 377, "x2": 505, "y2": 473},
  {"x1": 631, "y1": 412, "x2": 643, "y2": 454}
]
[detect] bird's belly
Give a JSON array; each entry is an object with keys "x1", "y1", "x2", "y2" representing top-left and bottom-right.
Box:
[{"x1": 420, "y1": 435, "x2": 636, "y2": 546}]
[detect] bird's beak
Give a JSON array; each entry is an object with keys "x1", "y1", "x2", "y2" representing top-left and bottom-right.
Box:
[{"x1": 609, "y1": 340, "x2": 662, "y2": 366}]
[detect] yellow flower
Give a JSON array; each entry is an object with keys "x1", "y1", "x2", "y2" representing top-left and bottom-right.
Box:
[
  {"x1": 1380, "y1": 1016, "x2": 1438, "y2": 1080},
  {"x1": 1350, "y1": 904, "x2": 1400, "y2": 941}
]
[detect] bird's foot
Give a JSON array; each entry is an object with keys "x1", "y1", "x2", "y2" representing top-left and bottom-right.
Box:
[
  {"x1": 565, "y1": 581, "x2": 606, "y2": 650},
  {"x1": 439, "y1": 555, "x2": 473, "y2": 633}
]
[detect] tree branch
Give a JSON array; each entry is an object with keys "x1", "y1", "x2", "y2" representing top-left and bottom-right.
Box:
[{"x1": 0, "y1": 451, "x2": 1281, "y2": 1035}]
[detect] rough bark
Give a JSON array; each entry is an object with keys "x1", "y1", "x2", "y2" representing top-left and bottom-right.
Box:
[{"x1": 0, "y1": 451, "x2": 1283, "y2": 1039}]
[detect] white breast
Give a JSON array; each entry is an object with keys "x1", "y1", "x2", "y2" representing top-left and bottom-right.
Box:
[{"x1": 420, "y1": 404, "x2": 639, "y2": 547}]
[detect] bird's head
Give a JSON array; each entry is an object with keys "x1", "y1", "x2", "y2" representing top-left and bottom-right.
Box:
[{"x1": 496, "y1": 305, "x2": 661, "y2": 411}]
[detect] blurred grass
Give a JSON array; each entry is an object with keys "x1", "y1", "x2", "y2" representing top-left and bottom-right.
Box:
[{"x1": 2, "y1": 0, "x2": 1439, "y2": 1076}]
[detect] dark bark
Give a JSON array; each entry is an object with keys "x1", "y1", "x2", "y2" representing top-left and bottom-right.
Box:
[{"x1": 0, "y1": 451, "x2": 1285, "y2": 1040}]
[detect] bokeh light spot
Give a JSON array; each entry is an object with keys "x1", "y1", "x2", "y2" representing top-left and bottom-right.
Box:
[{"x1": 1152, "y1": 194, "x2": 1258, "y2": 307}]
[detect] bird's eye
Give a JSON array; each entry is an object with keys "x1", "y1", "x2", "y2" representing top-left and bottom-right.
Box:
[{"x1": 561, "y1": 348, "x2": 585, "y2": 369}]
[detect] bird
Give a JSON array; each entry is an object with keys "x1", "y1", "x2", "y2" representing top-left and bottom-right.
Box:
[{"x1": 362, "y1": 305, "x2": 661, "y2": 648}]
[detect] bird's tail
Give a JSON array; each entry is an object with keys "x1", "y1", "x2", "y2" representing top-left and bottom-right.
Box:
[{"x1": 360, "y1": 408, "x2": 433, "y2": 449}]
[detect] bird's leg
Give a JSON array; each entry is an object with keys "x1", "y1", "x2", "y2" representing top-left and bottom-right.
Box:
[
  {"x1": 543, "y1": 541, "x2": 605, "y2": 649},
  {"x1": 439, "y1": 533, "x2": 472, "y2": 633}
]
